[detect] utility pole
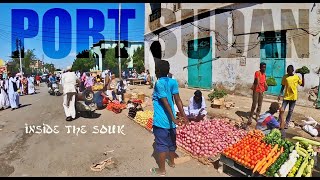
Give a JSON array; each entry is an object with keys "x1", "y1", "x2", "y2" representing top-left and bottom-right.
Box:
[
  {"x1": 118, "y1": 3, "x2": 121, "y2": 78},
  {"x1": 17, "y1": 39, "x2": 23, "y2": 76}
]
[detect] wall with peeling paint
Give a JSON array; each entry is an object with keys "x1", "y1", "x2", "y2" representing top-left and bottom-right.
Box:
[{"x1": 145, "y1": 3, "x2": 320, "y2": 100}]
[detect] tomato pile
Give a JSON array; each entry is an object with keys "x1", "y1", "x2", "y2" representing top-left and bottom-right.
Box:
[
  {"x1": 223, "y1": 130, "x2": 272, "y2": 169},
  {"x1": 106, "y1": 101, "x2": 126, "y2": 114}
]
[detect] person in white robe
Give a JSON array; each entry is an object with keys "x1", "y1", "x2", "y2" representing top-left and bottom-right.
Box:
[
  {"x1": 0, "y1": 74, "x2": 10, "y2": 110},
  {"x1": 28, "y1": 75, "x2": 35, "y2": 94},
  {"x1": 175, "y1": 90, "x2": 207, "y2": 120},
  {"x1": 7, "y1": 73, "x2": 20, "y2": 110},
  {"x1": 61, "y1": 66, "x2": 79, "y2": 121}
]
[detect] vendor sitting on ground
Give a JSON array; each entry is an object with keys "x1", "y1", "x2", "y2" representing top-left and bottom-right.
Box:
[
  {"x1": 93, "y1": 85, "x2": 110, "y2": 109},
  {"x1": 175, "y1": 90, "x2": 207, "y2": 121},
  {"x1": 256, "y1": 102, "x2": 282, "y2": 134}
]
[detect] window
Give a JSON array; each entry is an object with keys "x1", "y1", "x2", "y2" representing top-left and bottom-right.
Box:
[
  {"x1": 149, "y1": 3, "x2": 161, "y2": 22},
  {"x1": 173, "y1": 3, "x2": 181, "y2": 12}
]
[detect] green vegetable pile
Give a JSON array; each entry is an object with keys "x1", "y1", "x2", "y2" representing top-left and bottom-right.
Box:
[
  {"x1": 287, "y1": 156, "x2": 303, "y2": 177},
  {"x1": 266, "y1": 77, "x2": 277, "y2": 86},
  {"x1": 266, "y1": 146, "x2": 290, "y2": 177},
  {"x1": 264, "y1": 129, "x2": 282, "y2": 146},
  {"x1": 208, "y1": 89, "x2": 227, "y2": 101},
  {"x1": 296, "y1": 66, "x2": 310, "y2": 74}
]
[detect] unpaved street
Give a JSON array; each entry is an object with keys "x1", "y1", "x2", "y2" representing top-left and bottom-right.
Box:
[{"x1": 0, "y1": 84, "x2": 225, "y2": 177}]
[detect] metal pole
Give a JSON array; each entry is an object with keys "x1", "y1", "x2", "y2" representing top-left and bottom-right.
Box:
[
  {"x1": 18, "y1": 39, "x2": 23, "y2": 76},
  {"x1": 118, "y1": 3, "x2": 121, "y2": 78}
]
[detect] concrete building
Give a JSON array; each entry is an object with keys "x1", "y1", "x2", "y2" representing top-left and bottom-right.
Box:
[
  {"x1": 90, "y1": 40, "x2": 144, "y2": 71},
  {"x1": 144, "y1": 3, "x2": 320, "y2": 101}
]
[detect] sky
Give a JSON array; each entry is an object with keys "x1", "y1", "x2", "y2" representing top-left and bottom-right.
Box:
[{"x1": 0, "y1": 3, "x2": 145, "y2": 69}]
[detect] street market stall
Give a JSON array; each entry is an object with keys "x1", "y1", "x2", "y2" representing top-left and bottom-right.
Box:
[
  {"x1": 219, "y1": 129, "x2": 319, "y2": 177},
  {"x1": 176, "y1": 118, "x2": 247, "y2": 165}
]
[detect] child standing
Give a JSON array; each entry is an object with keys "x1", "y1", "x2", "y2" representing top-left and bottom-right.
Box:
[{"x1": 150, "y1": 60, "x2": 188, "y2": 176}]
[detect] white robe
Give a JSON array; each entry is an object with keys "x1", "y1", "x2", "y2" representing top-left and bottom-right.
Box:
[
  {"x1": 175, "y1": 96, "x2": 207, "y2": 116},
  {"x1": 28, "y1": 77, "x2": 35, "y2": 94},
  {"x1": 0, "y1": 79, "x2": 10, "y2": 109},
  {"x1": 61, "y1": 72, "x2": 77, "y2": 118},
  {"x1": 8, "y1": 77, "x2": 19, "y2": 109}
]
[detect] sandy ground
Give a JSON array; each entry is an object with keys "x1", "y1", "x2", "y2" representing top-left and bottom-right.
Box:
[{"x1": 0, "y1": 84, "x2": 228, "y2": 177}]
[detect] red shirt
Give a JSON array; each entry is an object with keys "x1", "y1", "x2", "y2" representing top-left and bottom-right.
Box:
[
  {"x1": 254, "y1": 71, "x2": 266, "y2": 93},
  {"x1": 36, "y1": 76, "x2": 41, "y2": 81}
]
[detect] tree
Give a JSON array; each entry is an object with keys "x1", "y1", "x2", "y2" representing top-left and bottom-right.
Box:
[
  {"x1": 71, "y1": 50, "x2": 95, "y2": 72},
  {"x1": 104, "y1": 46, "x2": 130, "y2": 76},
  {"x1": 8, "y1": 48, "x2": 38, "y2": 75},
  {"x1": 131, "y1": 46, "x2": 145, "y2": 73},
  {"x1": 44, "y1": 63, "x2": 55, "y2": 74}
]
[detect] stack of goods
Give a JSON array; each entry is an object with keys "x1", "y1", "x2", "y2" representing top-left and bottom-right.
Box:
[
  {"x1": 223, "y1": 129, "x2": 295, "y2": 176},
  {"x1": 262, "y1": 129, "x2": 294, "y2": 177},
  {"x1": 106, "y1": 101, "x2": 126, "y2": 114},
  {"x1": 134, "y1": 110, "x2": 154, "y2": 129},
  {"x1": 224, "y1": 130, "x2": 273, "y2": 170},
  {"x1": 176, "y1": 119, "x2": 247, "y2": 158},
  {"x1": 92, "y1": 84, "x2": 104, "y2": 91},
  {"x1": 282, "y1": 136, "x2": 319, "y2": 177},
  {"x1": 146, "y1": 118, "x2": 153, "y2": 131},
  {"x1": 296, "y1": 66, "x2": 310, "y2": 74}
]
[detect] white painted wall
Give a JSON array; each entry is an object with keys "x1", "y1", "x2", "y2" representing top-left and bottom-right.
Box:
[{"x1": 145, "y1": 3, "x2": 320, "y2": 96}]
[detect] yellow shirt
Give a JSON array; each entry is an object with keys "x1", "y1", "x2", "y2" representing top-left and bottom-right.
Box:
[{"x1": 281, "y1": 74, "x2": 302, "y2": 101}]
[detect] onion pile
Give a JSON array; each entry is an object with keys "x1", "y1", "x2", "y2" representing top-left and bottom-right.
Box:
[{"x1": 176, "y1": 119, "x2": 247, "y2": 157}]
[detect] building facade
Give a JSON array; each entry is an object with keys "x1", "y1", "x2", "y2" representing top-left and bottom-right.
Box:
[
  {"x1": 90, "y1": 40, "x2": 144, "y2": 71},
  {"x1": 144, "y1": 3, "x2": 320, "y2": 104}
]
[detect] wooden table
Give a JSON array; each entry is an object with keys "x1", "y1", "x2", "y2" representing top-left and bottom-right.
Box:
[{"x1": 128, "y1": 78, "x2": 145, "y2": 85}]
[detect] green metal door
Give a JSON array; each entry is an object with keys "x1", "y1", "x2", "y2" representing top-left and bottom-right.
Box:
[
  {"x1": 187, "y1": 37, "x2": 212, "y2": 89},
  {"x1": 260, "y1": 31, "x2": 286, "y2": 95}
]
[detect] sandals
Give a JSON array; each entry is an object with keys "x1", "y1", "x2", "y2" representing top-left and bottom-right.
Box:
[
  {"x1": 150, "y1": 167, "x2": 166, "y2": 176},
  {"x1": 165, "y1": 159, "x2": 176, "y2": 168},
  {"x1": 90, "y1": 158, "x2": 114, "y2": 172}
]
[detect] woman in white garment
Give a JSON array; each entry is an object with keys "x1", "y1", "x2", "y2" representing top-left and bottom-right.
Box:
[
  {"x1": 28, "y1": 75, "x2": 35, "y2": 95},
  {"x1": 0, "y1": 74, "x2": 10, "y2": 110}
]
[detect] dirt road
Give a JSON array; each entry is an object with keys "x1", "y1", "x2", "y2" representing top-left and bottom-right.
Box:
[{"x1": 0, "y1": 84, "x2": 226, "y2": 177}]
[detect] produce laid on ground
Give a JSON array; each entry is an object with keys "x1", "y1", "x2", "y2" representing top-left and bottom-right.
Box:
[
  {"x1": 134, "y1": 110, "x2": 154, "y2": 130},
  {"x1": 208, "y1": 89, "x2": 227, "y2": 101},
  {"x1": 266, "y1": 77, "x2": 277, "y2": 86},
  {"x1": 176, "y1": 119, "x2": 247, "y2": 158},
  {"x1": 224, "y1": 130, "x2": 273, "y2": 170},
  {"x1": 222, "y1": 128, "x2": 319, "y2": 177},
  {"x1": 92, "y1": 84, "x2": 104, "y2": 91},
  {"x1": 296, "y1": 66, "x2": 310, "y2": 75},
  {"x1": 106, "y1": 101, "x2": 126, "y2": 114}
]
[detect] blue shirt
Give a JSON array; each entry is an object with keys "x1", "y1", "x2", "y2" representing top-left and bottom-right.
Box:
[
  {"x1": 49, "y1": 76, "x2": 56, "y2": 83},
  {"x1": 256, "y1": 112, "x2": 280, "y2": 132},
  {"x1": 152, "y1": 77, "x2": 179, "y2": 129}
]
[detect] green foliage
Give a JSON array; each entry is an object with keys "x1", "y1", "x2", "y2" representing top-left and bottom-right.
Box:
[
  {"x1": 104, "y1": 47, "x2": 130, "y2": 76},
  {"x1": 267, "y1": 77, "x2": 277, "y2": 86},
  {"x1": 208, "y1": 89, "x2": 227, "y2": 101},
  {"x1": 71, "y1": 50, "x2": 95, "y2": 72},
  {"x1": 131, "y1": 46, "x2": 145, "y2": 73}
]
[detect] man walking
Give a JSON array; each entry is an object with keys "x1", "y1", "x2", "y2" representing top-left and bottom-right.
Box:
[
  {"x1": 7, "y1": 73, "x2": 20, "y2": 111},
  {"x1": 278, "y1": 65, "x2": 304, "y2": 129},
  {"x1": 248, "y1": 62, "x2": 268, "y2": 125},
  {"x1": 61, "y1": 66, "x2": 79, "y2": 121}
]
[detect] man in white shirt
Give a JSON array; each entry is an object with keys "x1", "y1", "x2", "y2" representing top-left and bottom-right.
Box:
[{"x1": 61, "y1": 66, "x2": 80, "y2": 121}]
